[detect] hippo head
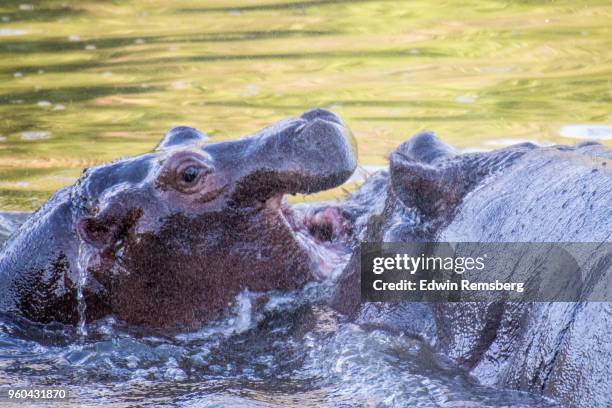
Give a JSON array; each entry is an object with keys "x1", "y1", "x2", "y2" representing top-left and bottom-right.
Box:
[{"x1": 71, "y1": 109, "x2": 357, "y2": 330}]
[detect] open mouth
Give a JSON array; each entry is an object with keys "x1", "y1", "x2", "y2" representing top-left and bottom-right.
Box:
[{"x1": 266, "y1": 194, "x2": 353, "y2": 281}]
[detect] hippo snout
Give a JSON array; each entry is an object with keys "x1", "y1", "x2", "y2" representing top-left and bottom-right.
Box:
[
  {"x1": 208, "y1": 109, "x2": 358, "y2": 205},
  {"x1": 289, "y1": 108, "x2": 358, "y2": 192}
]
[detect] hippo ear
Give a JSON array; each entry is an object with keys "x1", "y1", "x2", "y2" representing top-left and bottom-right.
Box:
[
  {"x1": 156, "y1": 126, "x2": 208, "y2": 151},
  {"x1": 392, "y1": 132, "x2": 456, "y2": 164},
  {"x1": 389, "y1": 133, "x2": 463, "y2": 218}
]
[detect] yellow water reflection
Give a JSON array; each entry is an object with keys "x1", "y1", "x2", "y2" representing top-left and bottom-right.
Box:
[{"x1": 0, "y1": 0, "x2": 611, "y2": 209}]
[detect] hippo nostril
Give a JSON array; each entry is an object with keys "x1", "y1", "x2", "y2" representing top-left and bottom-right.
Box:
[{"x1": 300, "y1": 108, "x2": 342, "y2": 126}]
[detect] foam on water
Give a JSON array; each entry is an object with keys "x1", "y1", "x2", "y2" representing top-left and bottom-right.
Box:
[
  {"x1": 0, "y1": 278, "x2": 564, "y2": 407},
  {"x1": 175, "y1": 290, "x2": 258, "y2": 341}
]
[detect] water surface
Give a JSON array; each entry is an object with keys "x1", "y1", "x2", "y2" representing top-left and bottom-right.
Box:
[
  {"x1": 0, "y1": 0, "x2": 611, "y2": 210},
  {"x1": 0, "y1": 284, "x2": 563, "y2": 407}
]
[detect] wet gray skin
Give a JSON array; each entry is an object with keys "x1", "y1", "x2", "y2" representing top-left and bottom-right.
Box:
[
  {"x1": 331, "y1": 132, "x2": 611, "y2": 408},
  {"x1": 0, "y1": 108, "x2": 357, "y2": 331}
]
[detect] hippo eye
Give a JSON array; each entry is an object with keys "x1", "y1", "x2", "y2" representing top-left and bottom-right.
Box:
[
  {"x1": 182, "y1": 166, "x2": 199, "y2": 183},
  {"x1": 157, "y1": 152, "x2": 213, "y2": 193}
]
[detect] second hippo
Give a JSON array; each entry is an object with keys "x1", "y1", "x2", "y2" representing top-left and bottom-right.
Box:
[{"x1": 331, "y1": 132, "x2": 611, "y2": 408}]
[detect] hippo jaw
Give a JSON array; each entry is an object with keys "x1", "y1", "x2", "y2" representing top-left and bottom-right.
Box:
[
  {"x1": 71, "y1": 109, "x2": 357, "y2": 330},
  {"x1": 266, "y1": 194, "x2": 352, "y2": 281}
]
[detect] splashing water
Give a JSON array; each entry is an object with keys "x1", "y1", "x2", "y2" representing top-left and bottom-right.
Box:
[
  {"x1": 176, "y1": 290, "x2": 257, "y2": 341},
  {"x1": 75, "y1": 243, "x2": 88, "y2": 339},
  {"x1": 0, "y1": 290, "x2": 563, "y2": 407},
  {"x1": 0, "y1": 211, "x2": 566, "y2": 406},
  {"x1": 72, "y1": 205, "x2": 90, "y2": 340}
]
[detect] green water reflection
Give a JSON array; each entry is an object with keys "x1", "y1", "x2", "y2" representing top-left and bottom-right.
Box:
[{"x1": 0, "y1": 0, "x2": 611, "y2": 210}]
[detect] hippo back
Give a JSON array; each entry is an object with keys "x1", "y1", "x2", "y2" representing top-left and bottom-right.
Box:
[
  {"x1": 436, "y1": 142, "x2": 612, "y2": 408},
  {"x1": 331, "y1": 136, "x2": 612, "y2": 408}
]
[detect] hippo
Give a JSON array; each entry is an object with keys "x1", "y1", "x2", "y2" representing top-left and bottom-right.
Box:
[
  {"x1": 0, "y1": 109, "x2": 357, "y2": 331},
  {"x1": 331, "y1": 132, "x2": 612, "y2": 408}
]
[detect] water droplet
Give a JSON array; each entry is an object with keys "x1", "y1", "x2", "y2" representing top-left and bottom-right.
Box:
[
  {"x1": 14, "y1": 72, "x2": 23, "y2": 78},
  {"x1": 37, "y1": 100, "x2": 52, "y2": 107},
  {"x1": 19, "y1": 4, "x2": 34, "y2": 11},
  {"x1": 68, "y1": 34, "x2": 80, "y2": 42},
  {"x1": 84, "y1": 44, "x2": 96, "y2": 50}
]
